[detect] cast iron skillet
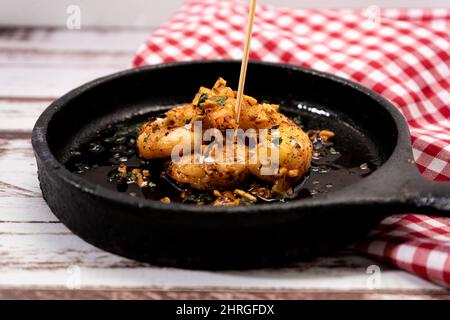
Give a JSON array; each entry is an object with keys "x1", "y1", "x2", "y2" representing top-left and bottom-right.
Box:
[{"x1": 32, "y1": 61, "x2": 450, "y2": 269}]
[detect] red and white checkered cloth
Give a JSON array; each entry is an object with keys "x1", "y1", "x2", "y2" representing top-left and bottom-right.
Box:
[{"x1": 133, "y1": 0, "x2": 450, "y2": 287}]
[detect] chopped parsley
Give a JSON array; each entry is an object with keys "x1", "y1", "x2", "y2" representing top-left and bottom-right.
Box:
[
  {"x1": 197, "y1": 93, "x2": 208, "y2": 106},
  {"x1": 128, "y1": 173, "x2": 138, "y2": 183},
  {"x1": 112, "y1": 122, "x2": 143, "y2": 139},
  {"x1": 214, "y1": 97, "x2": 227, "y2": 105},
  {"x1": 182, "y1": 192, "x2": 214, "y2": 204}
]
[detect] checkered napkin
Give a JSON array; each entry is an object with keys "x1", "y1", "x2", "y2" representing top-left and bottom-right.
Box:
[{"x1": 133, "y1": 0, "x2": 450, "y2": 287}]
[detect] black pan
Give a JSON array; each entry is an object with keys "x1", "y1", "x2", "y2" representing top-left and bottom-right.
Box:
[{"x1": 32, "y1": 61, "x2": 450, "y2": 269}]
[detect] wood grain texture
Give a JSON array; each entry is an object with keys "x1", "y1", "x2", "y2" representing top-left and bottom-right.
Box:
[
  {"x1": 0, "y1": 288, "x2": 449, "y2": 300},
  {"x1": 0, "y1": 101, "x2": 48, "y2": 131},
  {"x1": 0, "y1": 27, "x2": 149, "y2": 99},
  {"x1": 0, "y1": 27, "x2": 447, "y2": 297},
  {"x1": 0, "y1": 27, "x2": 149, "y2": 53}
]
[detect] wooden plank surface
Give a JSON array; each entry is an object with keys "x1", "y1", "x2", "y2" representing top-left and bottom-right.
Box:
[
  {"x1": 1, "y1": 288, "x2": 449, "y2": 300},
  {"x1": 0, "y1": 27, "x2": 448, "y2": 299},
  {"x1": 0, "y1": 27, "x2": 148, "y2": 98}
]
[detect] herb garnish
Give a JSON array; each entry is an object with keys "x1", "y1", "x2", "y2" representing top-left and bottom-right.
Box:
[
  {"x1": 197, "y1": 93, "x2": 208, "y2": 106},
  {"x1": 183, "y1": 192, "x2": 214, "y2": 204},
  {"x1": 214, "y1": 97, "x2": 227, "y2": 105}
]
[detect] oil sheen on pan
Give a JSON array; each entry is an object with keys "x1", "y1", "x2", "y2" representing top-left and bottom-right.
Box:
[{"x1": 65, "y1": 78, "x2": 380, "y2": 206}]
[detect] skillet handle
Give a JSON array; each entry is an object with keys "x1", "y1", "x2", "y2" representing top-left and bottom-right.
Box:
[{"x1": 405, "y1": 177, "x2": 450, "y2": 217}]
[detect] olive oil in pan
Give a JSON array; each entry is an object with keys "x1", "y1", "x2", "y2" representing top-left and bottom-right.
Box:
[{"x1": 65, "y1": 109, "x2": 379, "y2": 205}]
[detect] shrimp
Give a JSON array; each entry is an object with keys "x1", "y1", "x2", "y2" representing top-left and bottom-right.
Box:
[
  {"x1": 136, "y1": 104, "x2": 202, "y2": 159},
  {"x1": 238, "y1": 102, "x2": 287, "y2": 129},
  {"x1": 193, "y1": 78, "x2": 239, "y2": 131},
  {"x1": 137, "y1": 77, "x2": 312, "y2": 195},
  {"x1": 222, "y1": 96, "x2": 312, "y2": 194},
  {"x1": 137, "y1": 121, "x2": 194, "y2": 159},
  {"x1": 248, "y1": 123, "x2": 312, "y2": 195},
  {"x1": 165, "y1": 103, "x2": 203, "y2": 127},
  {"x1": 166, "y1": 144, "x2": 249, "y2": 190}
]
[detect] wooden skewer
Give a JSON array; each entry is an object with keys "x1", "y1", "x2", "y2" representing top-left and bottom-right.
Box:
[{"x1": 234, "y1": 0, "x2": 257, "y2": 123}]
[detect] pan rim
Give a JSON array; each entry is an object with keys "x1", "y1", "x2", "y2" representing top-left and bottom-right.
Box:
[{"x1": 32, "y1": 60, "x2": 412, "y2": 215}]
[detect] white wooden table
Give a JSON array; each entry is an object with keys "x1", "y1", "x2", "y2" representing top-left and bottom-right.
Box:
[{"x1": 0, "y1": 27, "x2": 448, "y2": 299}]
